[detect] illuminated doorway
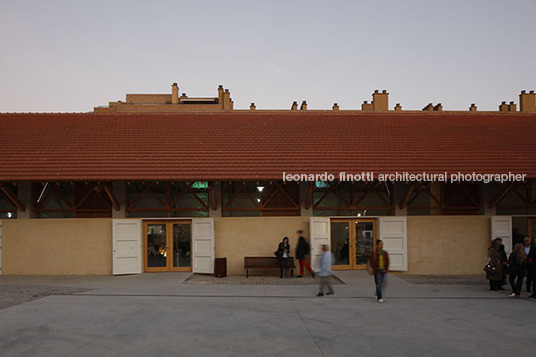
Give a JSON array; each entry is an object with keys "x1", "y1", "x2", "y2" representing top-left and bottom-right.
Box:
[{"x1": 330, "y1": 219, "x2": 376, "y2": 270}]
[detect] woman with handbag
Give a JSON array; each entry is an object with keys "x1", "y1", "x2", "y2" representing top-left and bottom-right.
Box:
[{"x1": 487, "y1": 238, "x2": 504, "y2": 292}]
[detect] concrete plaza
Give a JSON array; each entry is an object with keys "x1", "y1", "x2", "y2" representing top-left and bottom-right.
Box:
[{"x1": 0, "y1": 271, "x2": 534, "y2": 357}]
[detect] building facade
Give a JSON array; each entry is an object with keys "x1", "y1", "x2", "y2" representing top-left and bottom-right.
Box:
[{"x1": 1, "y1": 84, "x2": 535, "y2": 276}]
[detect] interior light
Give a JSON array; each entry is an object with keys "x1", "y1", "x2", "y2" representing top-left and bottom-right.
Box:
[{"x1": 257, "y1": 186, "x2": 264, "y2": 192}]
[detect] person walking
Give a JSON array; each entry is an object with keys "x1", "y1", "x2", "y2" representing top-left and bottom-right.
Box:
[
  {"x1": 276, "y1": 237, "x2": 291, "y2": 278},
  {"x1": 522, "y1": 236, "x2": 533, "y2": 293},
  {"x1": 369, "y1": 240, "x2": 389, "y2": 303},
  {"x1": 497, "y1": 239, "x2": 508, "y2": 290},
  {"x1": 316, "y1": 244, "x2": 334, "y2": 296},
  {"x1": 508, "y1": 243, "x2": 527, "y2": 298},
  {"x1": 295, "y1": 231, "x2": 314, "y2": 278},
  {"x1": 528, "y1": 238, "x2": 536, "y2": 298},
  {"x1": 487, "y1": 238, "x2": 504, "y2": 292}
]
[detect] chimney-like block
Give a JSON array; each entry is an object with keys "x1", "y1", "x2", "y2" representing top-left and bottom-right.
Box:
[
  {"x1": 223, "y1": 89, "x2": 232, "y2": 110},
  {"x1": 250, "y1": 103, "x2": 256, "y2": 110},
  {"x1": 423, "y1": 103, "x2": 434, "y2": 111},
  {"x1": 300, "y1": 101, "x2": 307, "y2": 110},
  {"x1": 361, "y1": 101, "x2": 373, "y2": 111},
  {"x1": 291, "y1": 101, "x2": 298, "y2": 111},
  {"x1": 434, "y1": 103, "x2": 443, "y2": 112},
  {"x1": 520, "y1": 90, "x2": 536, "y2": 112},
  {"x1": 499, "y1": 101, "x2": 509, "y2": 112},
  {"x1": 469, "y1": 103, "x2": 477, "y2": 112},
  {"x1": 218, "y1": 85, "x2": 224, "y2": 106},
  {"x1": 372, "y1": 90, "x2": 389, "y2": 111},
  {"x1": 394, "y1": 103, "x2": 402, "y2": 111},
  {"x1": 171, "y1": 83, "x2": 179, "y2": 104},
  {"x1": 508, "y1": 101, "x2": 516, "y2": 112},
  {"x1": 332, "y1": 103, "x2": 339, "y2": 111}
]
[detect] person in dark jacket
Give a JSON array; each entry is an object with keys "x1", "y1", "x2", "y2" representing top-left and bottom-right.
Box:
[
  {"x1": 497, "y1": 239, "x2": 508, "y2": 290},
  {"x1": 528, "y1": 238, "x2": 536, "y2": 298},
  {"x1": 508, "y1": 243, "x2": 527, "y2": 298},
  {"x1": 523, "y1": 236, "x2": 535, "y2": 294},
  {"x1": 276, "y1": 237, "x2": 291, "y2": 278},
  {"x1": 487, "y1": 238, "x2": 504, "y2": 292},
  {"x1": 295, "y1": 231, "x2": 314, "y2": 278}
]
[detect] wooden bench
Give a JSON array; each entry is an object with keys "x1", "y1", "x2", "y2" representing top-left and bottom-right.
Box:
[{"x1": 244, "y1": 257, "x2": 295, "y2": 278}]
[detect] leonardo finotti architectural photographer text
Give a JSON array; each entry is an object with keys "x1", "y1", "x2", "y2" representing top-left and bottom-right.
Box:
[{"x1": 282, "y1": 171, "x2": 527, "y2": 184}]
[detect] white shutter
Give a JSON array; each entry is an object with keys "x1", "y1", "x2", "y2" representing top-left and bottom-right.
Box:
[
  {"x1": 309, "y1": 217, "x2": 331, "y2": 269},
  {"x1": 491, "y1": 216, "x2": 512, "y2": 255},
  {"x1": 192, "y1": 218, "x2": 214, "y2": 274},
  {"x1": 112, "y1": 219, "x2": 142, "y2": 275},
  {"x1": 379, "y1": 217, "x2": 407, "y2": 271}
]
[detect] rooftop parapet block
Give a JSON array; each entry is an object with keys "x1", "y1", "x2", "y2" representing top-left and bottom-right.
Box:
[{"x1": 520, "y1": 90, "x2": 536, "y2": 112}]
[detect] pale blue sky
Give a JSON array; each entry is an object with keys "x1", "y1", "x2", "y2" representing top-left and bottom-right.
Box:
[{"x1": 1, "y1": 0, "x2": 535, "y2": 112}]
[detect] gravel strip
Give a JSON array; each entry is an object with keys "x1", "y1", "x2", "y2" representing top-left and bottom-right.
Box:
[
  {"x1": 183, "y1": 274, "x2": 343, "y2": 285},
  {"x1": 0, "y1": 285, "x2": 91, "y2": 310}
]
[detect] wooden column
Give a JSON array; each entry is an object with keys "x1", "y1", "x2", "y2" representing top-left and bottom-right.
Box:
[
  {"x1": 209, "y1": 182, "x2": 222, "y2": 218},
  {"x1": 112, "y1": 181, "x2": 127, "y2": 218},
  {"x1": 394, "y1": 182, "x2": 408, "y2": 216},
  {"x1": 300, "y1": 182, "x2": 313, "y2": 216}
]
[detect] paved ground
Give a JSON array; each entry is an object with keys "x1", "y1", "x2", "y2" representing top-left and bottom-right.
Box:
[{"x1": 0, "y1": 272, "x2": 535, "y2": 356}]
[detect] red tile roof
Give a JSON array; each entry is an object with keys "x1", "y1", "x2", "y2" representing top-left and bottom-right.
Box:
[{"x1": 0, "y1": 112, "x2": 535, "y2": 181}]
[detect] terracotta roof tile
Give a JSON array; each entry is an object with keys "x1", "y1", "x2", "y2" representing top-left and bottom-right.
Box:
[{"x1": 0, "y1": 112, "x2": 535, "y2": 181}]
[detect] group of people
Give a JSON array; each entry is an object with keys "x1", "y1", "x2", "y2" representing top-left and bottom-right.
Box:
[
  {"x1": 275, "y1": 231, "x2": 315, "y2": 279},
  {"x1": 275, "y1": 231, "x2": 390, "y2": 302},
  {"x1": 486, "y1": 236, "x2": 536, "y2": 298}
]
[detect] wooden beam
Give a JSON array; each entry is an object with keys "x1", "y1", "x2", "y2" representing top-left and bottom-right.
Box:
[
  {"x1": 210, "y1": 183, "x2": 217, "y2": 211},
  {"x1": 399, "y1": 184, "x2": 415, "y2": 209},
  {"x1": 0, "y1": 185, "x2": 25, "y2": 212},
  {"x1": 305, "y1": 182, "x2": 314, "y2": 210},
  {"x1": 488, "y1": 184, "x2": 514, "y2": 208},
  {"x1": 75, "y1": 185, "x2": 97, "y2": 209},
  {"x1": 103, "y1": 185, "x2": 120, "y2": 211},
  {"x1": 273, "y1": 181, "x2": 300, "y2": 208},
  {"x1": 455, "y1": 182, "x2": 480, "y2": 206}
]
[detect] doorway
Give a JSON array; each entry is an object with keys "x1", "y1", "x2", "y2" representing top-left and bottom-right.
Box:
[
  {"x1": 529, "y1": 218, "x2": 536, "y2": 239},
  {"x1": 144, "y1": 221, "x2": 192, "y2": 272},
  {"x1": 330, "y1": 219, "x2": 376, "y2": 270}
]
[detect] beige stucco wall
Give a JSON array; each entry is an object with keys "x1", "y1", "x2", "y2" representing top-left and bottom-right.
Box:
[
  {"x1": 2, "y1": 219, "x2": 112, "y2": 275},
  {"x1": 406, "y1": 216, "x2": 490, "y2": 275},
  {"x1": 0, "y1": 215, "x2": 492, "y2": 276},
  {"x1": 214, "y1": 216, "x2": 310, "y2": 275}
]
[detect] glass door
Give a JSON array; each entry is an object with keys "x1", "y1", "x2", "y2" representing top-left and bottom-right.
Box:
[
  {"x1": 355, "y1": 220, "x2": 375, "y2": 268},
  {"x1": 172, "y1": 222, "x2": 191, "y2": 268},
  {"x1": 331, "y1": 220, "x2": 351, "y2": 269},
  {"x1": 331, "y1": 218, "x2": 376, "y2": 270},
  {"x1": 144, "y1": 221, "x2": 192, "y2": 272},
  {"x1": 146, "y1": 223, "x2": 167, "y2": 270}
]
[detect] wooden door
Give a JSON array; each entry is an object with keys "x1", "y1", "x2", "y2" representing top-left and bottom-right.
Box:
[
  {"x1": 310, "y1": 217, "x2": 331, "y2": 270},
  {"x1": 144, "y1": 220, "x2": 192, "y2": 272},
  {"x1": 112, "y1": 219, "x2": 142, "y2": 275},
  {"x1": 331, "y1": 218, "x2": 376, "y2": 270}
]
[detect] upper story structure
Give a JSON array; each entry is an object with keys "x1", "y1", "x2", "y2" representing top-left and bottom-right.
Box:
[
  {"x1": 95, "y1": 83, "x2": 234, "y2": 113},
  {"x1": 94, "y1": 83, "x2": 536, "y2": 113}
]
